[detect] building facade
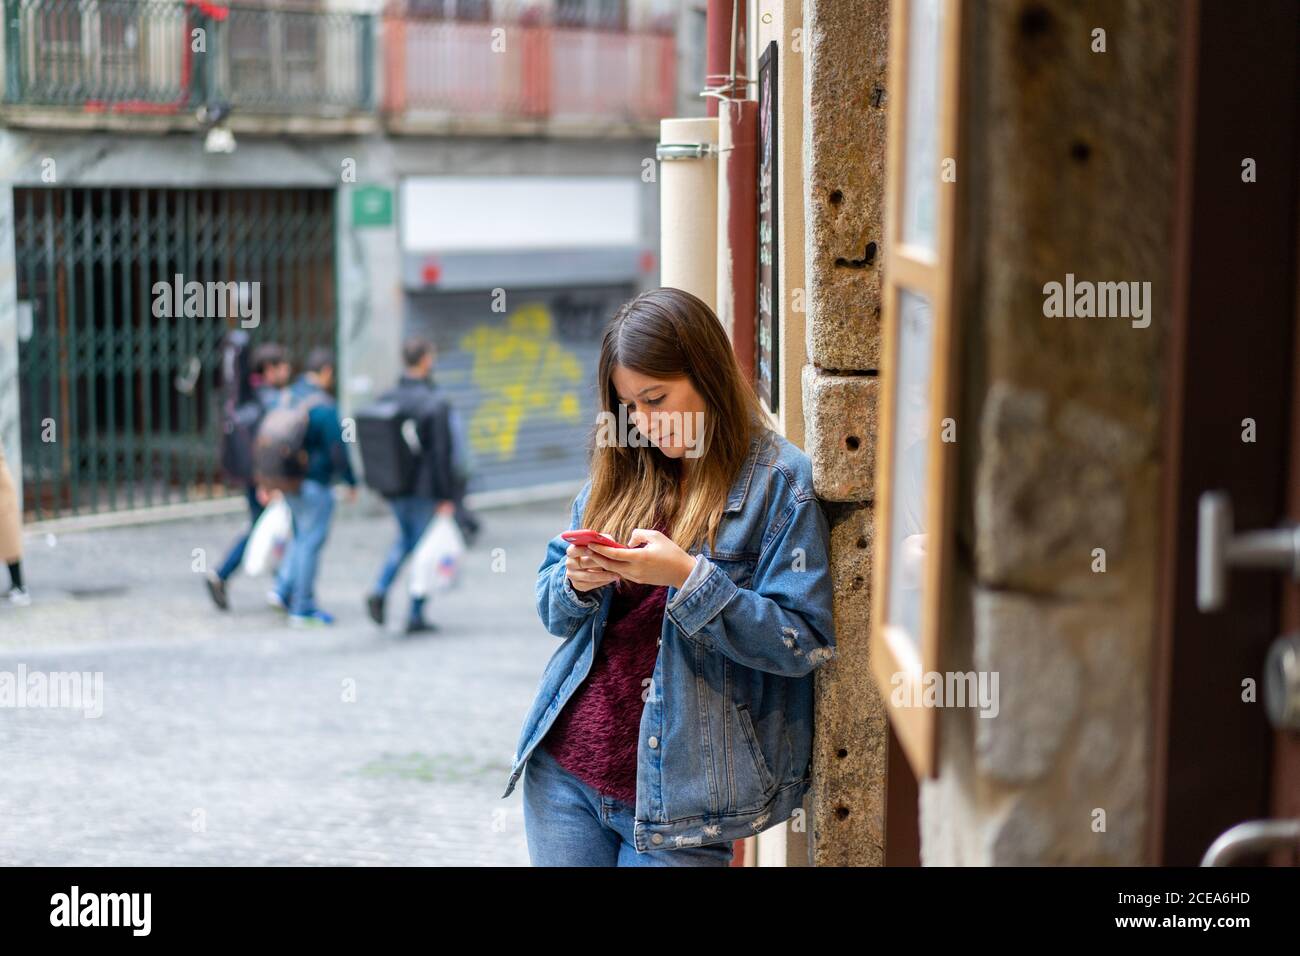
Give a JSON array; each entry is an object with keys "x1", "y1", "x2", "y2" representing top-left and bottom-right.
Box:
[{"x1": 1, "y1": 0, "x2": 703, "y2": 518}]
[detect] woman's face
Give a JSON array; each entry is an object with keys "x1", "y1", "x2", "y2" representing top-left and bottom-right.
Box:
[{"x1": 610, "y1": 365, "x2": 708, "y2": 459}]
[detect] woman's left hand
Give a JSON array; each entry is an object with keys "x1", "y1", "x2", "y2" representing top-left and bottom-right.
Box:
[{"x1": 587, "y1": 529, "x2": 698, "y2": 589}]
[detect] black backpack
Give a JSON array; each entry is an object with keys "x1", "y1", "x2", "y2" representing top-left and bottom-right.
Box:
[
  {"x1": 355, "y1": 399, "x2": 422, "y2": 497},
  {"x1": 217, "y1": 331, "x2": 262, "y2": 484},
  {"x1": 220, "y1": 397, "x2": 267, "y2": 484}
]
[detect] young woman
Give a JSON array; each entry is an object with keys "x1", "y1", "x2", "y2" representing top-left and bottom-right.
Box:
[
  {"x1": 0, "y1": 442, "x2": 28, "y2": 606},
  {"x1": 501, "y1": 287, "x2": 837, "y2": 866}
]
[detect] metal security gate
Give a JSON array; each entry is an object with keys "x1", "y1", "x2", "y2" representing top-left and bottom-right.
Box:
[
  {"x1": 405, "y1": 285, "x2": 626, "y2": 493},
  {"x1": 13, "y1": 187, "x2": 336, "y2": 519}
]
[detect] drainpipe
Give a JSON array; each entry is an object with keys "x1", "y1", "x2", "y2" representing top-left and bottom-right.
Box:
[
  {"x1": 717, "y1": 95, "x2": 756, "y2": 380},
  {"x1": 705, "y1": 0, "x2": 747, "y2": 116},
  {"x1": 712, "y1": 0, "x2": 755, "y2": 378},
  {"x1": 656, "y1": 0, "x2": 751, "y2": 361}
]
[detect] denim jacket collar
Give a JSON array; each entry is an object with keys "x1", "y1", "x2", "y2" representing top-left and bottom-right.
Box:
[{"x1": 723, "y1": 432, "x2": 768, "y2": 514}]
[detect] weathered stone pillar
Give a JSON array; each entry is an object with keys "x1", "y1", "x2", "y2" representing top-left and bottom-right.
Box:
[{"x1": 800, "y1": 0, "x2": 890, "y2": 866}]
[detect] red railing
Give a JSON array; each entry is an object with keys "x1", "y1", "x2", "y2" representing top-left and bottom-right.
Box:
[{"x1": 384, "y1": 7, "x2": 675, "y2": 123}]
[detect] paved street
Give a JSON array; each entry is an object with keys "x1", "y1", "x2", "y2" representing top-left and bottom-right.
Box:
[{"x1": 0, "y1": 493, "x2": 574, "y2": 866}]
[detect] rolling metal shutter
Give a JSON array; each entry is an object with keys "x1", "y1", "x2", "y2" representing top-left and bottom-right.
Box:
[{"x1": 404, "y1": 284, "x2": 629, "y2": 493}]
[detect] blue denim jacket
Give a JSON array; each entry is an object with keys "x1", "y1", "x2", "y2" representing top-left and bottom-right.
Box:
[{"x1": 501, "y1": 429, "x2": 837, "y2": 852}]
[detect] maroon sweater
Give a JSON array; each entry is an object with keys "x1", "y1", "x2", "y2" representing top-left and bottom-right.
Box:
[{"x1": 541, "y1": 574, "x2": 667, "y2": 807}]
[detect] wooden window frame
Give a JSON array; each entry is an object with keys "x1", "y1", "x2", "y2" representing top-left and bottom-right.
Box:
[{"x1": 870, "y1": 0, "x2": 966, "y2": 779}]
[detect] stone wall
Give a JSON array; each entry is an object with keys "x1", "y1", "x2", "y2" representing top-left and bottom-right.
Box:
[
  {"x1": 920, "y1": 0, "x2": 1178, "y2": 865},
  {"x1": 800, "y1": 0, "x2": 891, "y2": 867}
]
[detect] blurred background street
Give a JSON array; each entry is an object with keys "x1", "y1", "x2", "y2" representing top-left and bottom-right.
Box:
[{"x1": 0, "y1": 495, "x2": 570, "y2": 865}]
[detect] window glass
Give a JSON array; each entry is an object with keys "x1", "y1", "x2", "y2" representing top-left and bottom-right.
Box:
[{"x1": 884, "y1": 290, "x2": 934, "y2": 662}]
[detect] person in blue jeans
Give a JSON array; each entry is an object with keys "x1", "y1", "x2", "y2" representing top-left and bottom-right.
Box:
[
  {"x1": 506, "y1": 287, "x2": 836, "y2": 866},
  {"x1": 268, "y1": 347, "x2": 357, "y2": 628},
  {"x1": 206, "y1": 343, "x2": 293, "y2": 611},
  {"x1": 523, "y1": 744, "x2": 733, "y2": 867},
  {"x1": 365, "y1": 338, "x2": 459, "y2": 634}
]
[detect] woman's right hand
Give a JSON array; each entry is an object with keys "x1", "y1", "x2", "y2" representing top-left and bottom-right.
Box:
[{"x1": 565, "y1": 543, "x2": 621, "y2": 592}]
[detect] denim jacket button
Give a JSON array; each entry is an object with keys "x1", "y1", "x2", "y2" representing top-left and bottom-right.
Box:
[
  {"x1": 651, "y1": 833, "x2": 664, "y2": 845},
  {"x1": 648, "y1": 736, "x2": 659, "y2": 749}
]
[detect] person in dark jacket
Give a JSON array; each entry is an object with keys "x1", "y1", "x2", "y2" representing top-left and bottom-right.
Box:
[
  {"x1": 365, "y1": 337, "x2": 459, "y2": 634},
  {"x1": 206, "y1": 342, "x2": 293, "y2": 611}
]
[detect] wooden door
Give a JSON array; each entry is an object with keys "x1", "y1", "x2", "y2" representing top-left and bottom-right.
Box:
[{"x1": 1151, "y1": 0, "x2": 1300, "y2": 866}]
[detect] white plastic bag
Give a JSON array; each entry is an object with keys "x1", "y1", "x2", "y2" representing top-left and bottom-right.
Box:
[
  {"x1": 242, "y1": 497, "x2": 292, "y2": 577},
  {"x1": 409, "y1": 512, "x2": 466, "y2": 598}
]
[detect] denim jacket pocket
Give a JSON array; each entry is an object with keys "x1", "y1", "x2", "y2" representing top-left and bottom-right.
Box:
[{"x1": 734, "y1": 703, "x2": 776, "y2": 797}]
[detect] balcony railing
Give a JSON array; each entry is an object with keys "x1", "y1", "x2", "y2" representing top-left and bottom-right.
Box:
[
  {"x1": 1, "y1": 0, "x2": 677, "y2": 130},
  {"x1": 220, "y1": 2, "x2": 374, "y2": 114},
  {"x1": 384, "y1": 2, "x2": 674, "y2": 127},
  {"x1": 2, "y1": 0, "x2": 375, "y2": 117}
]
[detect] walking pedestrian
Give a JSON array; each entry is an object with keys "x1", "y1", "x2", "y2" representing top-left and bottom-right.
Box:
[
  {"x1": 264, "y1": 347, "x2": 357, "y2": 628},
  {"x1": 0, "y1": 442, "x2": 28, "y2": 607},
  {"x1": 205, "y1": 342, "x2": 293, "y2": 611},
  {"x1": 503, "y1": 287, "x2": 837, "y2": 866},
  {"x1": 361, "y1": 337, "x2": 458, "y2": 634}
]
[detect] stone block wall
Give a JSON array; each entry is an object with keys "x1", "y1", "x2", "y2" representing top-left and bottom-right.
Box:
[{"x1": 800, "y1": 0, "x2": 891, "y2": 866}]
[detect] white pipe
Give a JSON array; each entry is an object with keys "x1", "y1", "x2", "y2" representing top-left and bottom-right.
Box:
[{"x1": 658, "y1": 117, "x2": 719, "y2": 311}]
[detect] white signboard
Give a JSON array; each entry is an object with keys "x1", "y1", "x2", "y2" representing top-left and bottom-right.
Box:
[{"x1": 400, "y1": 176, "x2": 641, "y2": 252}]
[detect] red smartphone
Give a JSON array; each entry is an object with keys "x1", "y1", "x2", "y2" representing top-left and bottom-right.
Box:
[{"x1": 561, "y1": 529, "x2": 628, "y2": 549}]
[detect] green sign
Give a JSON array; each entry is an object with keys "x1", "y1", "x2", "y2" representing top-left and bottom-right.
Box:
[{"x1": 351, "y1": 185, "x2": 393, "y2": 227}]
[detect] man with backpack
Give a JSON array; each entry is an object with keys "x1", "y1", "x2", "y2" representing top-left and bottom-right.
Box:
[
  {"x1": 206, "y1": 340, "x2": 293, "y2": 611},
  {"x1": 257, "y1": 346, "x2": 357, "y2": 628},
  {"x1": 357, "y1": 337, "x2": 459, "y2": 634}
]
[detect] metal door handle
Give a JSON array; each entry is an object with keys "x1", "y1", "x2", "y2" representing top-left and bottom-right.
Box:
[
  {"x1": 1197, "y1": 491, "x2": 1300, "y2": 611},
  {"x1": 1201, "y1": 819, "x2": 1300, "y2": 866},
  {"x1": 1265, "y1": 633, "x2": 1300, "y2": 730}
]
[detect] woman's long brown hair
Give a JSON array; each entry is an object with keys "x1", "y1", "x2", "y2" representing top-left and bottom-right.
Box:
[{"x1": 581, "y1": 287, "x2": 772, "y2": 552}]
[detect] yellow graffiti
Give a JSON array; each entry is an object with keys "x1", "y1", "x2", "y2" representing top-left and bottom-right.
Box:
[{"x1": 459, "y1": 303, "x2": 583, "y2": 460}]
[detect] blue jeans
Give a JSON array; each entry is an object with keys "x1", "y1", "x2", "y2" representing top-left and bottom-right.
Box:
[
  {"x1": 217, "y1": 485, "x2": 263, "y2": 581},
  {"x1": 274, "y1": 479, "x2": 335, "y2": 616},
  {"x1": 522, "y1": 744, "x2": 735, "y2": 867},
  {"x1": 373, "y1": 496, "x2": 436, "y2": 600}
]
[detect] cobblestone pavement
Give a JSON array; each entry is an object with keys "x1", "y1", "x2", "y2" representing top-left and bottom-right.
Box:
[{"x1": 0, "y1": 494, "x2": 573, "y2": 865}]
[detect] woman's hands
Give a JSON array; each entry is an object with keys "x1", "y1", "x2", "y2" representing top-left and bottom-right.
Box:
[
  {"x1": 565, "y1": 544, "x2": 622, "y2": 592},
  {"x1": 587, "y1": 529, "x2": 697, "y2": 589}
]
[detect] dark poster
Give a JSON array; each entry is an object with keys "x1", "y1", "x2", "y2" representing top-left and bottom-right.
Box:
[{"x1": 756, "y1": 40, "x2": 779, "y2": 413}]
